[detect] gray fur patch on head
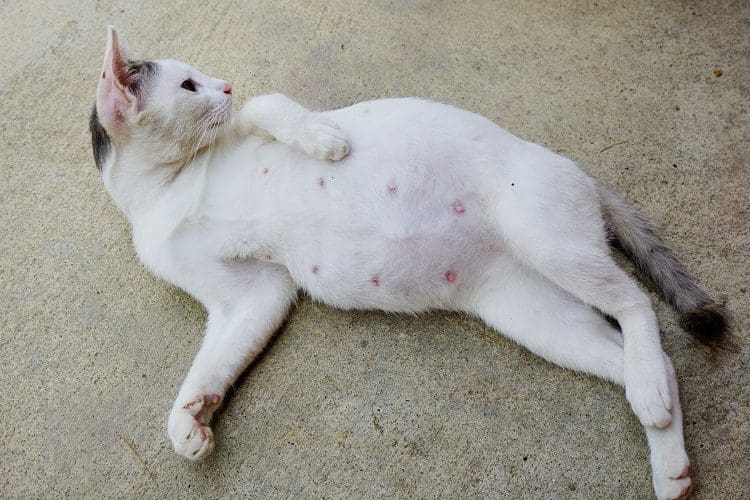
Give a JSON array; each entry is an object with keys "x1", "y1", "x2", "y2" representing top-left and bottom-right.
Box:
[
  {"x1": 123, "y1": 60, "x2": 159, "y2": 101},
  {"x1": 89, "y1": 104, "x2": 110, "y2": 171},
  {"x1": 89, "y1": 60, "x2": 159, "y2": 171}
]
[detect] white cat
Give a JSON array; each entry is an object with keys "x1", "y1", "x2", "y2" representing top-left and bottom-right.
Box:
[{"x1": 91, "y1": 27, "x2": 730, "y2": 499}]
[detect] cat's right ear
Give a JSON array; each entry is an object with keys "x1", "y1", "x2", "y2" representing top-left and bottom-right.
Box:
[{"x1": 96, "y1": 26, "x2": 135, "y2": 140}]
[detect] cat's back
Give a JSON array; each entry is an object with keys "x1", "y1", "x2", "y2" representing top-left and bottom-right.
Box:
[
  {"x1": 208, "y1": 97, "x2": 572, "y2": 236},
  {"x1": 208, "y1": 98, "x2": 510, "y2": 213},
  {"x1": 328, "y1": 97, "x2": 520, "y2": 163}
]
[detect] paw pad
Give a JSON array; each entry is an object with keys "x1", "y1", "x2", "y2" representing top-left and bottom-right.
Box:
[{"x1": 169, "y1": 393, "x2": 223, "y2": 460}]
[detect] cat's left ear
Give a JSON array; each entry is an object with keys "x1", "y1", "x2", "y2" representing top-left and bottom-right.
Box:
[{"x1": 96, "y1": 26, "x2": 135, "y2": 140}]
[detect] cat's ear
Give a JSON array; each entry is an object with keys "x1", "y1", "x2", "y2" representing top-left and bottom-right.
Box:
[{"x1": 96, "y1": 26, "x2": 135, "y2": 140}]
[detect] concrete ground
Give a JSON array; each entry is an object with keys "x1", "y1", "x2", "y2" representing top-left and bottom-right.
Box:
[{"x1": 1, "y1": 1, "x2": 747, "y2": 497}]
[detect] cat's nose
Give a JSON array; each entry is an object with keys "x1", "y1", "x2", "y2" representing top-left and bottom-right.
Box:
[{"x1": 223, "y1": 84, "x2": 232, "y2": 95}]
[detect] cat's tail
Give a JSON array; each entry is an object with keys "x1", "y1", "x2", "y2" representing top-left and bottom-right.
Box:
[{"x1": 594, "y1": 181, "x2": 732, "y2": 348}]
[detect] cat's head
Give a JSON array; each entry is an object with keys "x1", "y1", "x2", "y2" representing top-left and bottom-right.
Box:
[{"x1": 90, "y1": 26, "x2": 233, "y2": 170}]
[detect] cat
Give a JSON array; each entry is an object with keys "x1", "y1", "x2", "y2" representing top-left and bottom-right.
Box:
[{"x1": 90, "y1": 26, "x2": 730, "y2": 499}]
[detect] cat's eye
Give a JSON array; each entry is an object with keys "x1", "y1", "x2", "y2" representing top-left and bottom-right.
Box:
[{"x1": 181, "y1": 79, "x2": 197, "y2": 92}]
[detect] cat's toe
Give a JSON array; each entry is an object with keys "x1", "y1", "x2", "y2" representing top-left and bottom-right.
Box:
[
  {"x1": 625, "y1": 362, "x2": 673, "y2": 428},
  {"x1": 302, "y1": 116, "x2": 350, "y2": 161},
  {"x1": 168, "y1": 407, "x2": 215, "y2": 460},
  {"x1": 653, "y1": 474, "x2": 691, "y2": 500},
  {"x1": 313, "y1": 133, "x2": 350, "y2": 161},
  {"x1": 652, "y1": 450, "x2": 691, "y2": 498},
  {"x1": 184, "y1": 423, "x2": 214, "y2": 460},
  {"x1": 168, "y1": 395, "x2": 221, "y2": 460},
  {"x1": 628, "y1": 390, "x2": 672, "y2": 428}
]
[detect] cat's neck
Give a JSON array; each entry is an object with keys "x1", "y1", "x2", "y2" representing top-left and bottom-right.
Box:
[{"x1": 102, "y1": 144, "x2": 209, "y2": 224}]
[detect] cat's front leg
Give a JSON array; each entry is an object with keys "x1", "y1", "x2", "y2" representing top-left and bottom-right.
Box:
[
  {"x1": 235, "y1": 93, "x2": 350, "y2": 161},
  {"x1": 167, "y1": 268, "x2": 296, "y2": 460}
]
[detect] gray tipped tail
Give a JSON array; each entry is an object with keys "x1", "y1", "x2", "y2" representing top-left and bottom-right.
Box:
[
  {"x1": 595, "y1": 181, "x2": 732, "y2": 348},
  {"x1": 678, "y1": 301, "x2": 732, "y2": 347}
]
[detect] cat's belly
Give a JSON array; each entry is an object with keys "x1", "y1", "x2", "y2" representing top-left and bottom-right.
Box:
[
  {"x1": 290, "y1": 231, "x2": 499, "y2": 312},
  {"x1": 205, "y1": 97, "x2": 525, "y2": 310},
  {"x1": 279, "y1": 189, "x2": 502, "y2": 312}
]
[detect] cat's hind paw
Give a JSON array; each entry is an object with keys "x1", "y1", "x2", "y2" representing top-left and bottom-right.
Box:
[
  {"x1": 625, "y1": 360, "x2": 673, "y2": 428},
  {"x1": 298, "y1": 115, "x2": 350, "y2": 161},
  {"x1": 168, "y1": 394, "x2": 221, "y2": 460},
  {"x1": 651, "y1": 442, "x2": 691, "y2": 499},
  {"x1": 653, "y1": 465, "x2": 691, "y2": 499}
]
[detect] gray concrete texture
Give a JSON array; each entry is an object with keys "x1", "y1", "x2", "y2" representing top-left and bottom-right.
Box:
[{"x1": 0, "y1": 0, "x2": 747, "y2": 497}]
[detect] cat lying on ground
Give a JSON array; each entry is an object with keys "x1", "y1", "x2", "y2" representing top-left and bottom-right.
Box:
[{"x1": 90, "y1": 26, "x2": 731, "y2": 499}]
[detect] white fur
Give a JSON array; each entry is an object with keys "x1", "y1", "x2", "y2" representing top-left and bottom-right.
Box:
[{"x1": 96, "y1": 28, "x2": 692, "y2": 499}]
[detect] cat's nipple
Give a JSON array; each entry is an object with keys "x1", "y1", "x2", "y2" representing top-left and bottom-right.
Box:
[
  {"x1": 370, "y1": 277, "x2": 380, "y2": 286},
  {"x1": 453, "y1": 201, "x2": 465, "y2": 214},
  {"x1": 262, "y1": 167, "x2": 269, "y2": 174},
  {"x1": 311, "y1": 265, "x2": 319, "y2": 274},
  {"x1": 387, "y1": 181, "x2": 398, "y2": 193},
  {"x1": 318, "y1": 177, "x2": 325, "y2": 188},
  {"x1": 445, "y1": 270, "x2": 457, "y2": 283}
]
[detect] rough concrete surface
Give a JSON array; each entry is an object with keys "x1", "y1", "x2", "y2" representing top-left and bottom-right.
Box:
[{"x1": 1, "y1": 1, "x2": 748, "y2": 498}]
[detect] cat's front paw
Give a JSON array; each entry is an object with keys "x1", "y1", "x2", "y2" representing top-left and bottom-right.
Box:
[
  {"x1": 167, "y1": 394, "x2": 221, "y2": 460},
  {"x1": 298, "y1": 115, "x2": 350, "y2": 161},
  {"x1": 624, "y1": 359, "x2": 673, "y2": 428}
]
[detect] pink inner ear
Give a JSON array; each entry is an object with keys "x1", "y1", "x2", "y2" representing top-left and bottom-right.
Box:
[
  {"x1": 99, "y1": 85, "x2": 124, "y2": 124},
  {"x1": 107, "y1": 30, "x2": 133, "y2": 104},
  {"x1": 96, "y1": 28, "x2": 133, "y2": 135}
]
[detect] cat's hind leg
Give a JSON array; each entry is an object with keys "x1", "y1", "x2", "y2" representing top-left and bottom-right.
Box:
[
  {"x1": 466, "y1": 264, "x2": 691, "y2": 499},
  {"x1": 167, "y1": 265, "x2": 296, "y2": 460},
  {"x1": 493, "y1": 167, "x2": 673, "y2": 430}
]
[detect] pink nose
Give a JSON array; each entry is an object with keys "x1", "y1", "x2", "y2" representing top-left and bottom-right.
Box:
[{"x1": 223, "y1": 84, "x2": 232, "y2": 95}]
